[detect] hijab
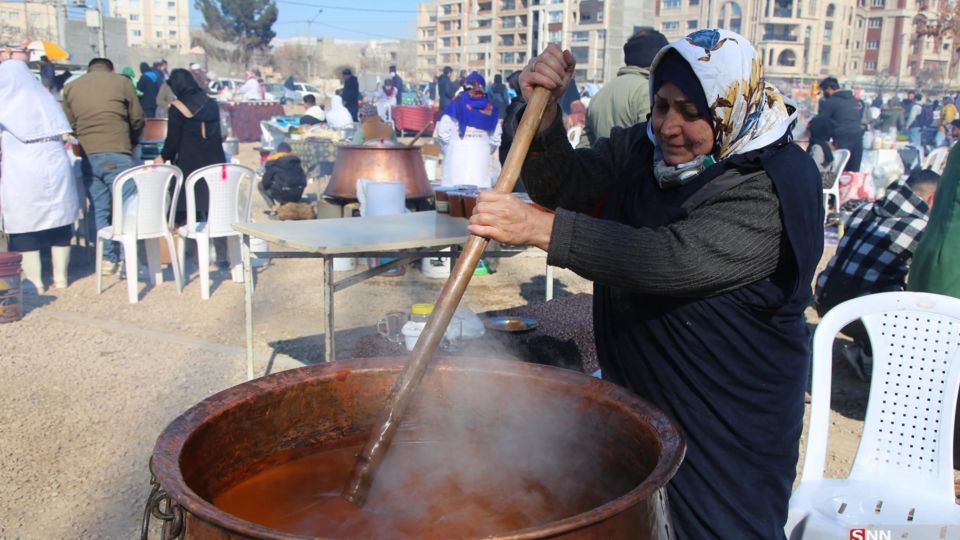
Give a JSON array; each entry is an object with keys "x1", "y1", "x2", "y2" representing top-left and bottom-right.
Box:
[
  {"x1": 0, "y1": 59, "x2": 71, "y2": 142},
  {"x1": 167, "y1": 68, "x2": 208, "y2": 115},
  {"x1": 443, "y1": 71, "x2": 499, "y2": 137},
  {"x1": 908, "y1": 144, "x2": 960, "y2": 297},
  {"x1": 326, "y1": 95, "x2": 354, "y2": 129},
  {"x1": 648, "y1": 29, "x2": 796, "y2": 187}
]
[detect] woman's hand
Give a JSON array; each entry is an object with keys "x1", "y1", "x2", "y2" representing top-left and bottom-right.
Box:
[
  {"x1": 467, "y1": 191, "x2": 554, "y2": 252},
  {"x1": 519, "y1": 44, "x2": 576, "y2": 133},
  {"x1": 152, "y1": 156, "x2": 164, "y2": 164}
]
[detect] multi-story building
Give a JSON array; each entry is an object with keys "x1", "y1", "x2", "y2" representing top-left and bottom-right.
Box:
[
  {"x1": 0, "y1": 2, "x2": 58, "y2": 43},
  {"x1": 416, "y1": 2, "x2": 438, "y2": 83},
  {"x1": 417, "y1": 0, "x2": 659, "y2": 85},
  {"x1": 110, "y1": 0, "x2": 190, "y2": 51}
]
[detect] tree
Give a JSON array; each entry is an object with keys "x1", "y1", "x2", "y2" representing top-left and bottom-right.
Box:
[{"x1": 196, "y1": 0, "x2": 278, "y2": 68}]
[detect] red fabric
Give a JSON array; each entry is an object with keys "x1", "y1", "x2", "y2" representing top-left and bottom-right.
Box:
[
  {"x1": 220, "y1": 102, "x2": 284, "y2": 142},
  {"x1": 838, "y1": 172, "x2": 877, "y2": 205},
  {"x1": 392, "y1": 105, "x2": 435, "y2": 132}
]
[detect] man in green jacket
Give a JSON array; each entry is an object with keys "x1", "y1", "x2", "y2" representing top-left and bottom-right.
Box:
[
  {"x1": 908, "y1": 143, "x2": 960, "y2": 297},
  {"x1": 584, "y1": 28, "x2": 667, "y2": 146},
  {"x1": 62, "y1": 57, "x2": 145, "y2": 273}
]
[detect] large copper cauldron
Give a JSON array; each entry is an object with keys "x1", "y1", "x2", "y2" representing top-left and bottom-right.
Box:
[
  {"x1": 324, "y1": 144, "x2": 434, "y2": 201},
  {"x1": 146, "y1": 357, "x2": 685, "y2": 539}
]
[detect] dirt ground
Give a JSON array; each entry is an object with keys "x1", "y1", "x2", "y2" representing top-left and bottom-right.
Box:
[{"x1": 0, "y1": 141, "x2": 880, "y2": 538}]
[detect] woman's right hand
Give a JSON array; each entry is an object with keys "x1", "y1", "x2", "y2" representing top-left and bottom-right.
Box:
[{"x1": 519, "y1": 44, "x2": 576, "y2": 130}]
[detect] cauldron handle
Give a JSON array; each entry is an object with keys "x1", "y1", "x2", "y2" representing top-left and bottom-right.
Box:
[
  {"x1": 342, "y1": 87, "x2": 554, "y2": 506},
  {"x1": 140, "y1": 459, "x2": 185, "y2": 540}
]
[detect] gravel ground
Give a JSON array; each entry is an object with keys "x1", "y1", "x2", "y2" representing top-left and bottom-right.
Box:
[{"x1": 0, "y1": 141, "x2": 885, "y2": 538}]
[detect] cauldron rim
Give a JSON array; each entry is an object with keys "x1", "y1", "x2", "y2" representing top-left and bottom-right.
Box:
[{"x1": 150, "y1": 357, "x2": 686, "y2": 539}]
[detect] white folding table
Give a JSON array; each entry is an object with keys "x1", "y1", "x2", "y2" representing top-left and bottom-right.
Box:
[{"x1": 234, "y1": 211, "x2": 553, "y2": 380}]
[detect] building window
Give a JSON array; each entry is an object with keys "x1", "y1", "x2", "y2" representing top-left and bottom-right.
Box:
[
  {"x1": 871, "y1": 0, "x2": 884, "y2": 6},
  {"x1": 501, "y1": 33, "x2": 515, "y2": 45},
  {"x1": 867, "y1": 40, "x2": 879, "y2": 48},
  {"x1": 441, "y1": 37, "x2": 451, "y2": 47},
  {"x1": 856, "y1": 18, "x2": 864, "y2": 28},
  {"x1": 155, "y1": 31, "x2": 162, "y2": 37},
  {"x1": 548, "y1": 30, "x2": 562, "y2": 42},
  {"x1": 132, "y1": 29, "x2": 141, "y2": 36},
  {"x1": 501, "y1": 52, "x2": 516, "y2": 63},
  {"x1": 168, "y1": 0, "x2": 175, "y2": 6},
  {"x1": 129, "y1": 14, "x2": 139, "y2": 21},
  {"x1": 571, "y1": 46, "x2": 590, "y2": 63},
  {"x1": 821, "y1": 44, "x2": 830, "y2": 64},
  {"x1": 548, "y1": 10, "x2": 563, "y2": 22},
  {"x1": 501, "y1": 16, "x2": 515, "y2": 27},
  {"x1": 442, "y1": 4, "x2": 452, "y2": 14},
  {"x1": 478, "y1": 35, "x2": 491, "y2": 43},
  {"x1": 662, "y1": 20, "x2": 680, "y2": 30},
  {"x1": 868, "y1": 17, "x2": 882, "y2": 27},
  {"x1": 853, "y1": 60, "x2": 858, "y2": 69},
  {"x1": 824, "y1": 20, "x2": 833, "y2": 40},
  {"x1": 777, "y1": 49, "x2": 797, "y2": 66},
  {"x1": 571, "y1": 30, "x2": 588, "y2": 41},
  {"x1": 663, "y1": 0, "x2": 682, "y2": 7},
  {"x1": 169, "y1": 30, "x2": 176, "y2": 36},
  {"x1": 687, "y1": 19, "x2": 698, "y2": 29},
  {"x1": 865, "y1": 60, "x2": 877, "y2": 70},
  {"x1": 690, "y1": 0, "x2": 700, "y2": 5},
  {"x1": 154, "y1": 15, "x2": 162, "y2": 23},
  {"x1": 168, "y1": 15, "x2": 176, "y2": 22},
  {"x1": 501, "y1": 0, "x2": 515, "y2": 8}
]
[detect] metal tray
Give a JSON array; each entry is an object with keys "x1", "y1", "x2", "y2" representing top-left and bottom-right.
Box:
[{"x1": 484, "y1": 316, "x2": 538, "y2": 333}]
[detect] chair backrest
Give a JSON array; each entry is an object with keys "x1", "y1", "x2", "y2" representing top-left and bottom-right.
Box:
[
  {"x1": 184, "y1": 163, "x2": 255, "y2": 235},
  {"x1": 803, "y1": 292, "x2": 960, "y2": 502},
  {"x1": 830, "y1": 148, "x2": 851, "y2": 179},
  {"x1": 898, "y1": 144, "x2": 922, "y2": 173},
  {"x1": 112, "y1": 164, "x2": 184, "y2": 238},
  {"x1": 923, "y1": 147, "x2": 949, "y2": 174},
  {"x1": 566, "y1": 126, "x2": 583, "y2": 148}
]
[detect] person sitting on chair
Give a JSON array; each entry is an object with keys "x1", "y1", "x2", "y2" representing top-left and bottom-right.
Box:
[
  {"x1": 815, "y1": 168, "x2": 941, "y2": 381},
  {"x1": 300, "y1": 94, "x2": 325, "y2": 125},
  {"x1": 258, "y1": 142, "x2": 307, "y2": 216}
]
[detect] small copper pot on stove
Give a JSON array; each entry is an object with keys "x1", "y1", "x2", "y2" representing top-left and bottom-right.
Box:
[{"x1": 325, "y1": 144, "x2": 434, "y2": 201}]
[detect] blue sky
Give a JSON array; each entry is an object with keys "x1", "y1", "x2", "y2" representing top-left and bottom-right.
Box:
[{"x1": 190, "y1": 0, "x2": 423, "y2": 41}]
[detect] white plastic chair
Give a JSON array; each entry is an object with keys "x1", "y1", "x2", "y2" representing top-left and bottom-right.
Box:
[
  {"x1": 786, "y1": 292, "x2": 960, "y2": 539},
  {"x1": 822, "y1": 148, "x2": 850, "y2": 221},
  {"x1": 177, "y1": 164, "x2": 255, "y2": 299},
  {"x1": 566, "y1": 125, "x2": 582, "y2": 148},
  {"x1": 96, "y1": 164, "x2": 184, "y2": 304},
  {"x1": 923, "y1": 147, "x2": 950, "y2": 175}
]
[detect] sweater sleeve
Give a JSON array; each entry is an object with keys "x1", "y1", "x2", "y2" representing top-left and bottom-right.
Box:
[{"x1": 547, "y1": 172, "x2": 783, "y2": 297}]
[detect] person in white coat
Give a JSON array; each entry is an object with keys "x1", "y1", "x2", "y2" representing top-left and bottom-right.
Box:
[
  {"x1": 325, "y1": 94, "x2": 355, "y2": 130},
  {"x1": 436, "y1": 71, "x2": 502, "y2": 188},
  {"x1": 0, "y1": 55, "x2": 79, "y2": 291}
]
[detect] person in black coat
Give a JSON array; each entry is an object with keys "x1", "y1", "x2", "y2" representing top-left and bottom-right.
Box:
[
  {"x1": 815, "y1": 77, "x2": 864, "y2": 172},
  {"x1": 340, "y1": 68, "x2": 360, "y2": 122},
  {"x1": 137, "y1": 62, "x2": 160, "y2": 117},
  {"x1": 437, "y1": 66, "x2": 456, "y2": 118},
  {"x1": 156, "y1": 68, "x2": 226, "y2": 225},
  {"x1": 258, "y1": 142, "x2": 307, "y2": 213}
]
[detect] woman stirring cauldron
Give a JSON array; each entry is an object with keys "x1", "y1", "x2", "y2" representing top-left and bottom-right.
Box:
[{"x1": 469, "y1": 30, "x2": 823, "y2": 538}]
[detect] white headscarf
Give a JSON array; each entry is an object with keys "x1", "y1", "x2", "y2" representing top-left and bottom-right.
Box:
[
  {"x1": 649, "y1": 29, "x2": 796, "y2": 160},
  {"x1": 0, "y1": 59, "x2": 72, "y2": 142},
  {"x1": 325, "y1": 95, "x2": 353, "y2": 129}
]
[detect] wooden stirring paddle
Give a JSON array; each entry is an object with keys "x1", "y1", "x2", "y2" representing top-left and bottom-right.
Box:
[{"x1": 342, "y1": 87, "x2": 553, "y2": 506}]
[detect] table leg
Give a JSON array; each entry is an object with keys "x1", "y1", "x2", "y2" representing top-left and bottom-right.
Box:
[
  {"x1": 243, "y1": 234, "x2": 255, "y2": 381},
  {"x1": 546, "y1": 264, "x2": 554, "y2": 301},
  {"x1": 323, "y1": 256, "x2": 335, "y2": 362}
]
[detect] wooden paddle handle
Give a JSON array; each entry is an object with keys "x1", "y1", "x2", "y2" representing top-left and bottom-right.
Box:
[{"x1": 342, "y1": 87, "x2": 554, "y2": 506}]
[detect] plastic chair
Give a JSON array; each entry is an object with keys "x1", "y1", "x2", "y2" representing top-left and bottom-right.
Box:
[
  {"x1": 923, "y1": 147, "x2": 950, "y2": 175},
  {"x1": 822, "y1": 148, "x2": 850, "y2": 221},
  {"x1": 786, "y1": 292, "x2": 960, "y2": 539},
  {"x1": 566, "y1": 126, "x2": 583, "y2": 148},
  {"x1": 95, "y1": 164, "x2": 184, "y2": 304},
  {"x1": 177, "y1": 164, "x2": 255, "y2": 299}
]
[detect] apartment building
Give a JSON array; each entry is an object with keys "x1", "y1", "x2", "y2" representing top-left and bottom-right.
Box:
[
  {"x1": 416, "y1": 0, "x2": 658, "y2": 85},
  {"x1": 110, "y1": 0, "x2": 190, "y2": 50},
  {"x1": 0, "y1": 2, "x2": 58, "y2": 43}
]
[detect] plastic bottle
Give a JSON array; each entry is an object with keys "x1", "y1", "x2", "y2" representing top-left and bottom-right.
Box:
[{"x1": 401, "y1": 303, "x2": 433, "y2": 351}]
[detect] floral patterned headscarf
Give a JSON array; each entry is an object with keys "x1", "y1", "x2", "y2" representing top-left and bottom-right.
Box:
[{"x1": 649, "y1": 29, "x2": 796, "y2": 161}]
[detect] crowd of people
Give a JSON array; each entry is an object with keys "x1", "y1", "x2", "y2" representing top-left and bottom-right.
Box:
[{"x1": 3, "y1": 25, "x2": 960, "y2": 539}]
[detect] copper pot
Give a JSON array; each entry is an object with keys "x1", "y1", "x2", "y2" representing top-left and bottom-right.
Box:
[
  {"x1": 147, "y1": 357, "x2": 684, "y2": 539},
  {"x1": 325, "y1": 144, "x2": 434, "y2": 201}
]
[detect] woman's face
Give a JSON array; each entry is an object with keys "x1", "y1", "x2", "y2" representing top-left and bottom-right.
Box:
[{"x1": 651, "y1": 82, "x2": 715, "y2": 165}]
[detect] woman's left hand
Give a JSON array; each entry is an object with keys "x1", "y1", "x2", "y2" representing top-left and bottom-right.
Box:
[
  {"x1": 152, "y1": 156, "x2": 164, "y2": 164},
  {"x1": 467, "y1": 191, "x2": 554, "y2": 251}
]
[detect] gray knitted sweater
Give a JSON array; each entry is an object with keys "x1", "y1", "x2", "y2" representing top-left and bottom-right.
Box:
[{"x1": 521, "y1": 109, "x2": 783, "y2": 297}]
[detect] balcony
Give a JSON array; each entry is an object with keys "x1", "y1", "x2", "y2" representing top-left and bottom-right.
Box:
[{"x1": 763, "y1": 33, "x2": 799, "y2": 41}]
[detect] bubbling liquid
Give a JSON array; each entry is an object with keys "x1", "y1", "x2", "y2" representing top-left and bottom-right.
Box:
[{"x1": 213, "y1": 441, "x2": 630, "y2": 538}]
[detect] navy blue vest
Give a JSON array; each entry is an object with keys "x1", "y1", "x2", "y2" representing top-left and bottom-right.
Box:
[{"x1": 594, "y1": 128, "x2": 824, "y2": 539}]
